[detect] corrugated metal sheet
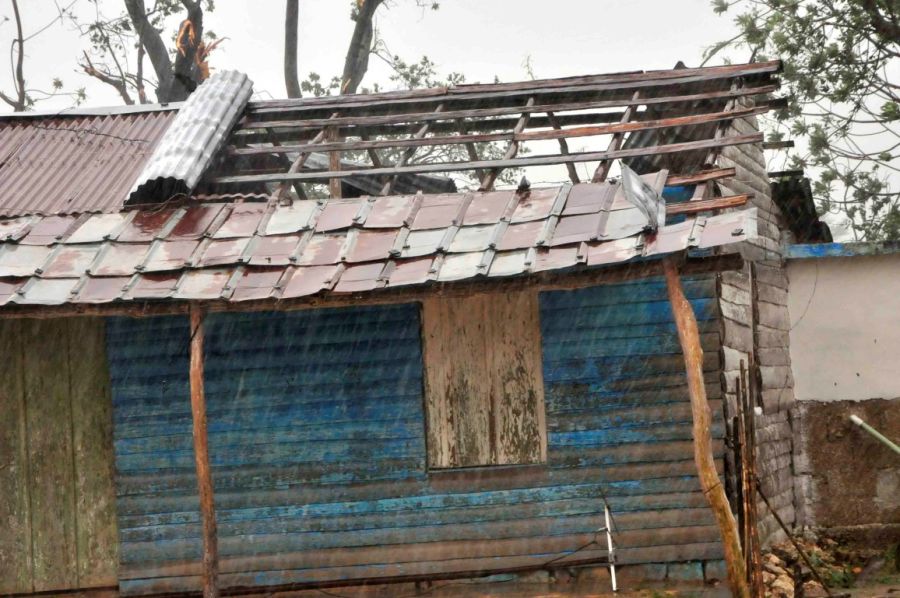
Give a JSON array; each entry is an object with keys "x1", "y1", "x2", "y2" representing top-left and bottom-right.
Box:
[
  {"x1": 127, "y1": 71, "x2": 253, "y2": 205},
  {"x1": 0, "y1": 177, "x2": 759, "y2": 308},
  {"x1": 105, "y1": 277, "x2": 725, "y2": 595},
  {"x1": 0, "y1": 111, "x2": 174, "y2": 217}
]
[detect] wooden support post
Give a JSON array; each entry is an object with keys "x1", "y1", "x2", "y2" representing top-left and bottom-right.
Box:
[
  {"x1": 328, "y1": 126, "x2": 342, "y2": 199},
  {"x1": 663, "y1": 256, "x2": 749, "y2": 598},
  {"x1": 189, "y1": 305, "x2": 219, "y2": 598}
]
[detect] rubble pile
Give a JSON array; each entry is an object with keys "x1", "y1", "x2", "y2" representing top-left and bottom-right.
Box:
[{"x1": 760, "y1": 535, "x2": 897, "y2": 598}]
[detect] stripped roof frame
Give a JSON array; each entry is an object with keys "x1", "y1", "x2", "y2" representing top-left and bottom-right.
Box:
[
  {"x1": 208, "y1": 60, "x2": 782, "y2": 196},
  {"x1": 0, "y1": 60, "x2": 782, "y2": 314}
]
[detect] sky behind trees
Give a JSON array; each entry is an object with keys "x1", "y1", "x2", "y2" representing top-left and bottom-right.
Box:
[{"x1": 0, "y1": 0, "x2": 742, "y2": 109}]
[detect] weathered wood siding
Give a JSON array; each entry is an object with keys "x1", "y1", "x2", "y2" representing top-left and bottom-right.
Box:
[
  {"x1": 422, "y1": 291, "x2": 546, "y2": 468},
  {"x1": 0, "y1": 317, "x2": 118, "y2": 594},
  {"x1": 107, "y1": 279, "x2": 725, "y2": 596}
]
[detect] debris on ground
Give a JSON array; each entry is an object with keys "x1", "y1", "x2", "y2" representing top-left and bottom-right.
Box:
[{"x1": 760, "y1": 533, "x2": 900, "y2": 598}]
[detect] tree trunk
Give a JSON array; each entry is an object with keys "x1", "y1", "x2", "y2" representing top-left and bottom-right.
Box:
[
  {"x1": 124, "y1": 0, "x2": 174, "y2": 102},
  {"x1": 189, "y1": 305, "x2": 219, "y2": 598},
  {"x1": 169, "y1": 1, "x2": 204, "y2": 102},
  {"x1": 341, "y1": 0, "x2": 385, "y2": 95},
  {"x1": 663, "y1": 256, "x2": 750, "y2": 598},
  {"x1": 284, "y1": 0, "x2": 302, "y2": 98}
]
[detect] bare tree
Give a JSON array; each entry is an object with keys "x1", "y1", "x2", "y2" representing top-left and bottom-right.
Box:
[
  {"x1": 77, "y1": 0, "x2": 219, "y2": 104},
  {"x1": 341, "y1": 0, "x2": 386, "y2": 94},
  {"x1": 284, "y1": 0, "x2": 301, "y2": 98},
  {"x1": 0, "y1": 0, "x2": 26, "y2": 111}
]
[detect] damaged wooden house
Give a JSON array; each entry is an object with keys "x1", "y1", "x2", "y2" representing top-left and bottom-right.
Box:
[{"x1": 0, "y1": 61, "x2": 799, "y2": 596}]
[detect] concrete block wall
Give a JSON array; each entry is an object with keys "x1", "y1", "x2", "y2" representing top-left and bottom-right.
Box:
[{"x1": 716, "y1": 103, "x2": 797, "y2": 546}]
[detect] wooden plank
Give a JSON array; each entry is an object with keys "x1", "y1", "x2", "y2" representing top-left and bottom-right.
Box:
[
  {"x1": 327, "y1": 127, "x2": 342, "y2": 199},
  {"x1": 23, "y1": 318, "x2": 78, "y2": 591},
  {"x1": 272, "y1": 111, "x2": 340, "y2": 203},
  {"x1": 547, "y1": 111, "x2": 580, "y2": 184},
  {"x1": 421, "y1": 295, "x2": 493, "y2": 467},
  {"x1": 488, "y1": 290, "x2": 546, "y2": 464},
  {"x1": 189, "y1": 305, "x2": 220, "y2": 598},
  {"x1": 381, "y1": 103, "x2": 445, "y2": 195},
  {"x1": 67, "y1": 318, "x2": 118, "y2": 588},
  {"x1": 232, "y1": 105, "x2": 766, "y2": 157},
  {"x1": 593, "y1": 90, "x2": 640, "y2": 182},
  {"x1": 237, "y1": 85, "x2": 778, "y2": 135},
  {"x1": 212, "y1": 133, "x2": 764, "y2": 185},
  {"x1": 665, "y1": 194, "x2": 750, "y2": 216},
  {"x1": 122, "y1": 509, "x2": 717, "y2": 564},
  {"x1": 121, "y1": 542, "x2": 725, "y2": 595},
  {"x1": 240, "y1": 61, "x2": 781, "y2": 116},
  {"x1": 120, "y1": 524, "x2": 722, "y2": 579},
  {"x1": 480, "y1": 96, "x2": 535, "y2": 191},
  {"x1": 0, "y1": 319, "x2": 32, "y2": 594},
  {"x1": 666, "y1": 167, "x2": 736, "y2": 186},
  {"x1": 663, "y1": 257, "x2": 748, "y2": 598}
]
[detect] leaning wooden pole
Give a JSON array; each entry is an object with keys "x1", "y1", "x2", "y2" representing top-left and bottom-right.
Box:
[
  {"x1": 663, "y1": 256, "x2": 749, "y2": 598},
  {"x1": 189, "y1": 304, "x2": 220, "y2": 598}
]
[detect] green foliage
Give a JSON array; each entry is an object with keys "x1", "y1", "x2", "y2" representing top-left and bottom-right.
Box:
[{"x1": 706, "y1": 0, "x2": 900, "y2": 240}]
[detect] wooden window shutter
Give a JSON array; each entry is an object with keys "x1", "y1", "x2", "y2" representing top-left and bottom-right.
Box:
[{"x1": 421, "y1": 290, "x2": 547, "y2": 468}]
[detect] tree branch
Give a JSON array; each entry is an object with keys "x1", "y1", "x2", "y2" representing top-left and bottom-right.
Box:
[
  {"x1": 10, "y1": 0, "x2": 26, "y2": 111},
  {"x1": 861, "y1": 0, "x2": 900, "y2": 43},
  {"x1": 341, "y1": 0, "x2": 386, "y2": 95},
  {"x1": 80, "y1": 50, "x2": 134, "y2": 104},
  {"x1": 284, "y1": 0, "x2": 301, "y2": 98},
  {"x1": 124, "y1": 0, "x2": 173, "y2": 102},
  {"x1": 168, "y1": 0, "x2": 203, "y2": 101}
]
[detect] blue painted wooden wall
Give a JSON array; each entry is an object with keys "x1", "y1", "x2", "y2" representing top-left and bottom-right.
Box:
[{"x1": 107, "y1": 277, "x2": 725, "y2": 595}]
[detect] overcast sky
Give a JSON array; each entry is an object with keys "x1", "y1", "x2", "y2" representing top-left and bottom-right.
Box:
[{"x1": 0, "y1": 0, "x2": 745, "y2": 109}]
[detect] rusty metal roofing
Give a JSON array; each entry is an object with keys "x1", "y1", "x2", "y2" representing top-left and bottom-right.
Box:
[
  {"x1": 127, "y1": 71, "x2": 253, "y2": 205},
  {"x1": 0, "y1": 173, "x2": 757, "y2": 309},
  {"x1": 0, "y1": 111, "x2": 174, "y2": 217}
]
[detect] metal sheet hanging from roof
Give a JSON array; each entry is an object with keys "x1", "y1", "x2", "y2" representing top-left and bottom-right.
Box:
[{"x1": 127, "y1": 71, "x2": 253, "y2": 206}]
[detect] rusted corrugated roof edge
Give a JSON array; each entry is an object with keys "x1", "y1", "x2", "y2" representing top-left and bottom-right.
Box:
[
  {"x1": 0, "y1": 102, "x2": 182, "y2": 121},
  {"x1": 127, "y1": 71, "x2": 253, "y2": 206}
]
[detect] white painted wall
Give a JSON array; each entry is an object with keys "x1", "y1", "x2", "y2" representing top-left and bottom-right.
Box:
[{"x1": 787, "y1": 253, "x2": 900, "y2": 402}]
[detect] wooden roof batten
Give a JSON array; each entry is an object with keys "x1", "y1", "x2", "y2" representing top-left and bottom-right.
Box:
[{"x1": 212, "y1": 60, "x2": 782, "y2": 193}]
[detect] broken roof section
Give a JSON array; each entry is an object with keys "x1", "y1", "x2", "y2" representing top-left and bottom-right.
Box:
[
  {"x1": 0, "y1": 60, "x2": 781, "y2": 312},
  {"x1": 0, "y1": 60, "x2": 781, "y2": 218},
  {"x1": 127, "y1": 70, "x2": 253, "y2": 205},
  {"x1": 211, "y1": 61, "x2": 782, "y2": 195}
]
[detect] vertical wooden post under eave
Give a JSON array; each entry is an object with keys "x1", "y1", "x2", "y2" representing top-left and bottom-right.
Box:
[
  {"x1": 189, "y1": 305, "x2": 220, "y2": 598},
  {"x1": 662, "y1": 256, "x2": 749, "y2": 598}
]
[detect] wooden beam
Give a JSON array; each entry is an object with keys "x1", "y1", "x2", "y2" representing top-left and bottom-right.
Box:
[
  {"x1": 381, "y1": 103, "x2": 445, "y2": 195},
  {"x1": 212, "y1": 133, "x2": 764, "y2": 185},
  {"x1": 662, "y1": 256, "x2": 749, "y2": 598},
  {"x1": 480, "y1": 97, "x2": 535, "y2": 191},
  {"x1": 327, "y1": 127, "x2": 342, "y2": 199},
  {"x1": 593, "y1": 91, "x2": 640, "y2": 183},
  {"x1": 237, "y1": 84, "x2": 779, "y2": 133},
  {"x1": 0, "y1": 254, "x2": 743, "y2": 321},
  {"x1": 231, "y1": 105, "x2": 768, "y2": 157},
  {"x1": 189, "y1": 305, "x2": 219, "y2": 598},
  {"x1": 272, "y1": 111, "x2": 340, "y2": 203},
  {"x1": 665, "y1": 194, "x2": 749, "y2": 216},
  {"x1": 666, "y1": 167, "x2": 736, "y2": 186},
  {"x1": 241, "y1": 60, "x2": 781, "y2": 117},
  {"x1": 547, "y1": 111, "x2": 580, "y2": 184}
]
